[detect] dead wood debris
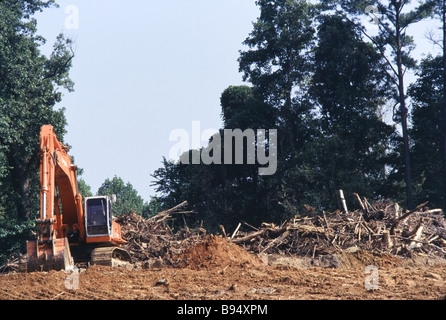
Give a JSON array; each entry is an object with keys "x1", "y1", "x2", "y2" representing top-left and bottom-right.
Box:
[
  {"x1": 0, "y1": 254, "x2": 21, "y2": 274},
  {"x1": 2, "y1": 199, "x2": 445, "y2": 273},
  {"x1": 229, "y1": 198, "x2": 446, "y2": 259},
  {"x1": 115, "y1": 201, "x2": 206, "y2": 267}
]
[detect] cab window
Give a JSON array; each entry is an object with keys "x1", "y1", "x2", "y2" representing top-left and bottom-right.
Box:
[{"x1": 86, "y1": 198, "x2": 109, "y2": 236}]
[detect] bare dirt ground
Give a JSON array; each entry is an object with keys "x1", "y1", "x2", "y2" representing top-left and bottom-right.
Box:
[
  {"x1": 1, "y1": 262, "x2": 445, "y2": 300},
  {"x1": 0, "y1": 236, "x2": 445, "y2": 300}
]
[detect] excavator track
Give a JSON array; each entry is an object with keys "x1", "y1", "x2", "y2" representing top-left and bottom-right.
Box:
[{"x1": 90, "y1": 247, "x2": 132, "y2": 267}]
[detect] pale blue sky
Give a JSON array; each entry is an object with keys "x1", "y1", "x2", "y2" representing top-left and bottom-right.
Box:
[
  {"x1": 35, "y1": 0, "x2": 260, "y2": 201},
  {"x1": 34, "y1": 1, "x2": 441, "y2": 202}
]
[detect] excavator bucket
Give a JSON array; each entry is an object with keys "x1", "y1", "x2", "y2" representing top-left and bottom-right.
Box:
[{"x1": 24, "y1": 237, "x2": 74, "y2": 272}]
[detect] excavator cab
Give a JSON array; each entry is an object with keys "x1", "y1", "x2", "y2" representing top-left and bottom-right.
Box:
[
  {"x1": 83, "y1": 195, "x2": 131, "y2": 267},
  {"x1": 83, "y1": 195, "x2": 126, "y2": 249},
  {"x1": 85, "y1": 196, "x2": 113, "y2": 237}
]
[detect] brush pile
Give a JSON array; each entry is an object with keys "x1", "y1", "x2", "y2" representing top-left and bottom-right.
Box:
[
  {"x1": 230, "y1": 198, "x2": 446, "y2": 259},
  {"x1": 115, "y1": 201, "x2": 206, "y2": 266},
  {"x1": 117, "y1": 197, "x2": 446, "y2": 263},
  {"x1": 3, "y1": 198, "x2": 445, "y2": 273}
]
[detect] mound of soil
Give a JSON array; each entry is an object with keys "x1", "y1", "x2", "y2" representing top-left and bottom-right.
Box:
[{"x1": 173, "y1": 235, "x2": 264, "y2": 270}]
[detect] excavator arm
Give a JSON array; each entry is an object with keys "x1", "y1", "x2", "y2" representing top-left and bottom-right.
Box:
[
  {"x1": 25, "y1": 125, "x2": 83, "y2": 271},
  {"x1": 39, "y1": 125, "x2": 86, "y2": 242}
]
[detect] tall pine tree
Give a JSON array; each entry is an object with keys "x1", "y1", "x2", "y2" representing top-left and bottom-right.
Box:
[
  {"x1": 328, "y1": 0, "x2": 436, "y2": 208},
  {"x1": 309, "y1": 15, "x2": 395, "y2": 207}
]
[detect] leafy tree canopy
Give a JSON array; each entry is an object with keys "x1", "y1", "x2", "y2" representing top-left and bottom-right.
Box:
[{"x1": 97, "y1": 176, "x2": 146, "y2": 217}]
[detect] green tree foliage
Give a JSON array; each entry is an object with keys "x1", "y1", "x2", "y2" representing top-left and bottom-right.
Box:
[
  {"x1": 0, "y1": 0, "x2": 74, "y2": 221},
  {"x1": 425, "y1": 0, "x2": 446, "y2": 210},
  {"x1": 221, "y1": 85, "x2": 276, "y2": 129},
  {"x1": 238, "y1": 0, "x2": 317, "y2": 155},
  {"x1": 0, "y1": 0, "x2": 74, "y2": 263},
  {"x1": 329, "y1": 0, "x2": 436, "y2": 208},
  {"x1": 408, "y1": 55, "x2": 446, "y2": 208},
  {"x1": 308, "y1": 15, "x2": 396, "y2": 207},
  {"x1": 0, "y1": 216, "x2": 35, "y2": 265},
  {"x1": 236, "y1": 0, "x2": 321, "y2": 219},
  {"x1": 97, "y1": 176, "x2": 146, "y2": 217}
]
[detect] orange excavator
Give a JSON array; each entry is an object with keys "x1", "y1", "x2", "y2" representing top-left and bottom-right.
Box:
[{"x1": 22, "y1": 125, "x2": 131, "y2": 272}]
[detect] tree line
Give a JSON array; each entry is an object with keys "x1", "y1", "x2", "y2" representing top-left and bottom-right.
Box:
[
  {"x1": 0, "y1": 0, "x2": 445, "y2": 262},
  {"x1": 151, "y1": 0, "x2": 446, "y2": 232}
]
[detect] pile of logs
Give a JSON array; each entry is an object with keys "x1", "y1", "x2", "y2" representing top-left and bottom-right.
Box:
[{"x1": 229, "y1": 197, "x2": 446, "y2": 258}]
